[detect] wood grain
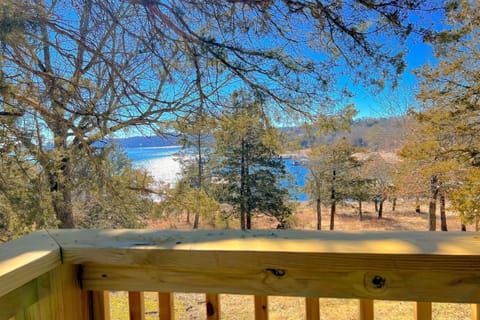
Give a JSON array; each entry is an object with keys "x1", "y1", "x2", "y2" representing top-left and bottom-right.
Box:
[
  {"x1": 128, "y1": 291, "x2": 145, "y2": 320},
  {"x1": 305, "y1": 297, "x2": 320, "y2": 320},
  {"x1": 472, "y1": 304, "x2": 480, "y2": 320},
  {"x1": 206, "y1": 294, "x2": 220, "y2": 320},
  {"x1": 44, "y1": 229, "x2": 480, "y2": 303},
  {"x1": 158, "y1": 292, "x2": 174, "y2": 320},
  {"x1": 254, "y1": 296, "x2": 268, "y2": 320},
  {"x1": 91, "y1": 291, "x2": 110, "y2": 320},
  {"x1": 359, "y1": 299, "x2": 374, "y2": 320},
  {"x1": 415, "y1": 302, "x2": 432, "y2": 320},
  {"x1": 0, "y1": 280, "x2": 37, "y2": 319},
  {"x1": 0, "y1": 231, "x2": 61, "y2": 297}
]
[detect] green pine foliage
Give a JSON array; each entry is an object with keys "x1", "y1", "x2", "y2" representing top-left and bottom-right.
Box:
[
  {"x1": 212, "y1": 91, "x2": 292, "y2": 230},
  {"x1": 402, "y1": 0, "x2": 480, "y2": 228}
]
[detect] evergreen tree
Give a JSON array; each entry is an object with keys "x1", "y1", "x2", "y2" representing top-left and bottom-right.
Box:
[
  {"x1": 304, "y1": 105, "x2": 360, "y2": 229},
  {"x1": 176, "y1": 112, "x2": 217, "y2": 229},
  {"x1": 404, "y1": 0, "x2": 480, "y2": 230},
  {"x1": 213, "y1": 91, "x2": 291, "y2": 230},
  {"x1": 307, "y1": 138, "x2": 362, "y2": 230}
]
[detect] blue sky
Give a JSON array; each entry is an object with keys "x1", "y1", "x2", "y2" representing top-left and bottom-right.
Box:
[
  {"x1": 352, "y1": 39, "x2": 436, "y2": 119},
  {"x1": 350, "y1": 6, "x2": 444, "y2": 119}
]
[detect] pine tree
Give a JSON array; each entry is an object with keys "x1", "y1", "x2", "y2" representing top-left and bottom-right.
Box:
[
  {"x1": 307, "y1": 138, "x2": 362, "y2": 230},
  {"x1": 404, "y1": 0, "x2": 480, "y2": 230},
  {"x1": 213, "y1": 91, "x2": 291, "y2": 230}
]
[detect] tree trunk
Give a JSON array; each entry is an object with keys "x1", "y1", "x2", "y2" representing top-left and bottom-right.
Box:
[
  {"x1": 316, "y1": 198, "x2": 321, "y2": 230},
  {"x1": 240, "y1": 139, "x2": 246, "y2": 230},
  {"x1": 193, "y1": 213, "x2": 200, "y2": 229},
  {"x1": 330, "y1": 201, "x2": 335, "y2": 231},
  {"x1": 246, "y1": 166, "x2": 252, "y2": 230},
  {"x1": 194, "y1": 132, "x2": 202, "y2": 231},
  {"x1": 378, "y1": 200, "x2": 384, "y2": 219},
  {"x1": 374, "y1": 199, "x2": 378, "y2": 212},
  {"x1": 186, "y1": 211, "x2": 190, "y2": 223},
  {"x1": 415, "y1": 196, "x2": 421, "y2": 213},
  {"x1": 392, "y1": 198, "x2": 396, "y2": 211},
  {"x1": 48, "y1": 133, "x2": 74, "y2": 228},
  {"x1": 329, "y1": 170, "x2": 336, "y2": 231},
  {"x1": 440, "y1": 192, "x2": 447, "y2": 231},
  {"x1": 428, "y1": 175, "x2": 439, "y2": 231},
  {"x1": 246, "y1": 209, "x2": 252, "y2": 230},
  {"x1": 358, "y1": 200, "x2": 363, "y2": 221},
  {"x1": 428, "y1": 200, "x2": 436, "y2": 231}
]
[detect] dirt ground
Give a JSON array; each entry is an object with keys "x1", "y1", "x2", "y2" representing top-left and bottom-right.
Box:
[{"x1": 149, "y1": 199, "x2": 466, "y2": 232}]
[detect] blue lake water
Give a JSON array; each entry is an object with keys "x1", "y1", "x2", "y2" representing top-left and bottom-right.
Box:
[{"x1": 124, "y1": 146, "x2": 308, "y2": 201}]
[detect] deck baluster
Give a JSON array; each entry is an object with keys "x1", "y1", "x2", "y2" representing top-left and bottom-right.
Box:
[
  {"x1": 305, "y1": 297, "x2": 320, "y2": 320},
  {"x1": 206, "y1": 294, "x2": 220, "y2": 320},
  {"x1": 254, "y1": 295, "x2": 268, "y2": 320},
  {"x1": 128, "y1": 291, "x2": 145, "y2": 320},
  {"x1": 415, "y1": 302, "x2": 432, "y2": 320},
  {"x1": 158, "y1": 292, "x2": 174, "y2": 320}
]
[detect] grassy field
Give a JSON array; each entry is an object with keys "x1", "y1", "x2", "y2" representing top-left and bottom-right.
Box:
[{"x1": 109, "y1": 200, "x2": 474, "y2": 319}]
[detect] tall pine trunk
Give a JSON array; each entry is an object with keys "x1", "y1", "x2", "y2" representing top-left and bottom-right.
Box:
[
  {"x1": 193, "y1": 132, "x2": 203, "y2": 230},
  {"x1": 316, "y1": 198, "x2": 321, "y2": 230},
  {"x1": 358, "y1": 200, "x2": 363, "y2": 221},
  {"x1": 240, "y1": 139, "x2": 247, "y2": 230},
  {"x1": 440, "y1": 192, "x2": 447, "y2": 231},
  {"x1": 193, "y1": 212, "x2": 200, "y2": 229},
  {"x1": 378, "y1": 200, "x2": 384, "y2": 219},
  {"x1": 428, "y1": 175, "x2": 439, "y2": 231},
  {"x1": 329, "y1": 170, "x2": 336, "y2": 231},
  {"x1": 246, "y1": 184, "x2": 252, "y2": 230}
]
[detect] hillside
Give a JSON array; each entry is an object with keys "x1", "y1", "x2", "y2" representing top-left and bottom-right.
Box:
[
  {"x1": 115, "y1": 116, "x2": 409, "y2": 152},
  {"x1": 284, "y1": 116, "x2": 408, "y2": 152}
]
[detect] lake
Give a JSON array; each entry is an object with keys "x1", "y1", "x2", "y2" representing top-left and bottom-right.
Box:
[{"x1": 124, "y1": 146, "x2": 308, "y2": 201}]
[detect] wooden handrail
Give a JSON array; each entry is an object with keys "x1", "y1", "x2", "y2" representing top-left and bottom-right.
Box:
[
  {"x1": 47, "y1": 229, "x2": 480, "y2": 303},
  {"x1": 2, "y1": 229, "x2": 480, "y2": 319},
  {"x1": 0, "y1": 230, "x2": 61, "y2": 297}
]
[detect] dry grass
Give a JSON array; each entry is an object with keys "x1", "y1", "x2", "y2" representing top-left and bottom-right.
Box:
[
  {"x1": 109, "y1": 200, "x2": 473, "y2": 319},
  {"x1": 109, "y1": 292, "x2": 473, "y2": 320}
]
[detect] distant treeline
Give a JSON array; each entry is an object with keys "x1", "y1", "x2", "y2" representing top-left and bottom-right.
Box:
[
  {"x1": 114, "y1": 117, "x2": 407, "y2": 151},
  {"x1": 285, "y1": 117, "x2": 407, "y2": 152},
  {"x1": 114, "y1": 135, "x2": 179, "y2": 148}
]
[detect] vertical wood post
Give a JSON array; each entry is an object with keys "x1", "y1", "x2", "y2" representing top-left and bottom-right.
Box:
[
  {"x1": 91, "y1": 291, "x2": 110, "y2": 320},
  {"x1": 472, "y1": 304, "x2": 480, "y2": 320},
  {"x1": 128, "y1": 292, "x2": 145, "y2": 320},
  {"x1": 53, "y1": 264, "x2": 91, "y2": 320},
  {"x1": 359, "y1": 299, "x2": 374, "y2": 320},
  {"x1": 254, "y1": 296, "x2": 268, "y2": 320},
  {"x1": 305, "y1": 297, "x2": 320, "y2": 320},
  {"x1": 206, "y1": 294, "x2": 220, "y2": 320},
  {"x1": 158, "y1": 292, "x2": 174, "y2": 320},
  {"x1": 415, "y1": 302, "x2": 432, "y2": 320}
]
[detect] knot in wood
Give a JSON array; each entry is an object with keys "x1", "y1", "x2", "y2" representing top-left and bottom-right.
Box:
[
  {"x1": 206, "y1": 302, "x2": 215, "y2": 316},
  {"x1": 371, "y1": 275, "x2": 386, "y2": 289},
  {"x1": 266, "y1": 268, "x2": 286, "y2": 277}
]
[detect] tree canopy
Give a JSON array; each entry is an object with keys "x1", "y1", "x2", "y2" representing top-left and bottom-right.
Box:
[
  {"x1": 0, "y1": 0, "x2": 442, "y2": 228},
  {"x1": 213, "y1": 91, "x2": 291, "y2": 229}
]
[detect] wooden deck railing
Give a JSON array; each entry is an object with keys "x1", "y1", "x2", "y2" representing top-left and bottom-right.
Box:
[{"x1": 1, "y1": 229, "x2": 480, "y2": 319}]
